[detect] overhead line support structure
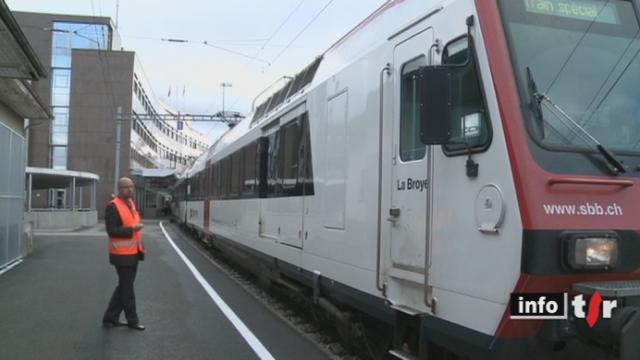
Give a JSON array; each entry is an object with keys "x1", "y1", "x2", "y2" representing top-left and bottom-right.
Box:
[
  {"x1": 125, "y1": 113, "x2": 243, "y2": 127},
  {"x1": 113, "y1": 112, "x2": 242, "y2": 192}
]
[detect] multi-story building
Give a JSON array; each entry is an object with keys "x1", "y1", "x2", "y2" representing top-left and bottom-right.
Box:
[
  {"x1": 131, "y1": 68, "x2": 209, "y2": 170},
  {"x1": 13, "y1": 11, "x2": 209, "y2": 217}
]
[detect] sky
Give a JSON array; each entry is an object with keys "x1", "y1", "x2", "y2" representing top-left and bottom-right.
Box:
[{"x1": 6, "y1": 0, "x2": 387, "y2": 143}]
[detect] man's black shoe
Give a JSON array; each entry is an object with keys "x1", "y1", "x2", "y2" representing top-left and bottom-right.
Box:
[
  {"x1": 127, "y1": 323, "x2": 145, "y2": 331},
  {"x1": 102, "y1": 319, "x2": 126, "y2": 327}
]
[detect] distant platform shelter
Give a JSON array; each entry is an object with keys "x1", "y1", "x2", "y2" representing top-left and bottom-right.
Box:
[{"x1": 26, "y1": 167, "x2": 99, "y2": 229}]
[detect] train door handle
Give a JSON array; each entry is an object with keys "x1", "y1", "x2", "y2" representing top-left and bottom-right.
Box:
[{"x1": 387, "y1": 208, "x2": 400, "y2": 223}]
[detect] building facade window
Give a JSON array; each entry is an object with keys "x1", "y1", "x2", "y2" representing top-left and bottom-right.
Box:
[{"x1": 49, "y1": 21, "x2": 109, "y2": 169}]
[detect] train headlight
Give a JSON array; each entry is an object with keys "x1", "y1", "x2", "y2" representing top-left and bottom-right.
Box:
[{"x1": 565, "y1": 233, "x2": 619, "y2": 270}]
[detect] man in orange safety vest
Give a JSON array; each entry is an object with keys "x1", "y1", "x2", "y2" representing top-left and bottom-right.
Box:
[{"x1": 102, "y1": 177, "x2": 146, "y2": 330}]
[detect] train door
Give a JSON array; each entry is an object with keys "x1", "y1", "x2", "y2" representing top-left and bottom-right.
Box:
[
  {"x1": 259, "y1": 103, "x2": 307, "y2": 249},
  {"x1": 386, "y1": 27, "x2": 434, "y2": 310}
]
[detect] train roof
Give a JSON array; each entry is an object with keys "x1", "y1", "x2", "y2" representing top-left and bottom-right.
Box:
[{"x1": 185, "y1": 0, "x2": 444, "y2": 173}]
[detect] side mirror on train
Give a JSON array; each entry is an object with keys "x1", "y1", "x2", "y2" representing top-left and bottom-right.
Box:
[{"x1": 419, "y1": 66, "x2": 453, "y2": 145}]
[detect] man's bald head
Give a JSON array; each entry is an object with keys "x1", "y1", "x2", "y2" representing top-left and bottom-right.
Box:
[{"x1": 117, "y1": 177, "x2": 135, "y2": 199}]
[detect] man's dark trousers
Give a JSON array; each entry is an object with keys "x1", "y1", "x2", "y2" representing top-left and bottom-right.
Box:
[{"x1": 104, "y1": 262, "x2": 139, "y2": 324}]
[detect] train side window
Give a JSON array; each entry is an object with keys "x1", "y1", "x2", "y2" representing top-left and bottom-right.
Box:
[
  {"x1": 230, "y1": 150, "x2": 243, "y2": 197},
  {"x1": 194, "y1": 173, "x2": 200, "y2": 200},
  {"x1": 209, "y1": 163, "x2": 216, "y2": 198},
  {"x1": 400, "y1": 56, "x2": 428, "y2": 162},
  {"x1": 200, "y1": 171, "x2": 206, "y2": 200},
  {"x1": 212, "y1": 162, "x2": 219, "y2": 199},
  {"x1": 216, "y1": 162, "x2": 222, "y2": 199},
  {"x1": 204, "y1": 165, "x2": 210, "y2": 198},
  {"x1": 299, "y1": 112, "x2": 314, "y2": 195},
  {"x1": 192, "y1": 174, "x2": 198, "y2": 200},
  {"x1": 258, "y1": 137, "x2": 268, "y2": 198},
  {"x1": 202, "y1": 172, "x2": 206, "y2": 200},
  {"x1": 441, "y1": 36, "x2": 492, "y2": 155},
  {"x1": 281, "y1": 119, "x2": 301, "y2": 196},
  {"x1": 221, "y1": 157, "x2": 231, "y2": 199},
  {"x1": 266, "y1": 130, "x2": 281, "y2": 197},
  {"x1": 243, "y1": 142, "x2": 258, "y2": 196}
]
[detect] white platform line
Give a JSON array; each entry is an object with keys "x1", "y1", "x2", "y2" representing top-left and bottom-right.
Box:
[
  {"x1": 159, "y1": 222, "x2": 275, "y2": 360},
  {"x1": 0, "y1": 259, "x2": 23, "y2": 276}
]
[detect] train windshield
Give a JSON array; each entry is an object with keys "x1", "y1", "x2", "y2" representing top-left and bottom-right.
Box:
[{"x1": 500, "y1": 0, "x2": 640, "y2": 153}]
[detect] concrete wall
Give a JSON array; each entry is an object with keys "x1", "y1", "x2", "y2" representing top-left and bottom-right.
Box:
[
  {"x1": 69, "y1": 49, "x2": 134, "y2": 217},
  {"x1": 31, "y1": 210, "x2": 98, "y2": 229}
]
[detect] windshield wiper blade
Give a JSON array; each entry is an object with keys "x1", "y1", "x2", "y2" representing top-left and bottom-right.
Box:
[
  {"x1": 537, "y1": 93, "x2": 627, "y2": 175},
  {"x1": 525, "y1": 67, "x2": 626, "y2": 175}
]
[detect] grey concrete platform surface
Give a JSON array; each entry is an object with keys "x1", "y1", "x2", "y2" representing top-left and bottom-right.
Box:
[{"x1": 0, "y1": 222, "x2": 329, "y2": 360}]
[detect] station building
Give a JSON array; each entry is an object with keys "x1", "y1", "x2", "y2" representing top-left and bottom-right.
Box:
[
  {"x1": 13, "y1": 11, "x2": 209, "y2": 219},
  {"x1": 0, "y1": 1, "x2": 51, "y2": 267}
]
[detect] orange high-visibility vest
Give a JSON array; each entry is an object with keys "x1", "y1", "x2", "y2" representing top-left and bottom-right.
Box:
[{"x1": 109, "y1": 197, "x2": 144, "y2": 255}]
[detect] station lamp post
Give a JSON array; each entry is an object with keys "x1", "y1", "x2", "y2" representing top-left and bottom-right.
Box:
[{"x1": 221, "y1": 82, "x2": 232, "y2": 121}]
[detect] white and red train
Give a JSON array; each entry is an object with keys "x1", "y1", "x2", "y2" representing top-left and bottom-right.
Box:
[{"x1": 174, "y1": 0, "x2": 640, "y2": 358}]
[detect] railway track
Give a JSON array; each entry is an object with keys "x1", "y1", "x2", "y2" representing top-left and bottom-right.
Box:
[{"x1": 171, "y1": 222, "x2": 374, "y2": 360}]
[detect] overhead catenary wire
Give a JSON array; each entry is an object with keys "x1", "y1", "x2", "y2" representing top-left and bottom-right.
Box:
[
  {"x1": 225, "y1": 0, "x2": 307, "y2": 114},
  {"x1": 90, "y1": 0, "x2": 118, "y2": 115},
  {"x1": 255, "y1": 0, "x2": 307, "y2": 61},
  {"x1": 131, "y1": 36, "x2": 272, "y2": 64},
  {"x1": 573, "y1": 30, "x2": 640, "y2": 137},
  {"x1": 269, "y1": 0, "x2": 335, "y2": 66},
  {"x1": 91, "y1": 0, "x2": 130, "y2": 186},
  {"x1": 123, "y1": 34, "x2": 270, "y2": 44},
  {"x1": 202, "y1": 41, "x2": 271, "y2": 64},
  {"x1": 91, "y1": 1, "x2": 215, "y2": 142},
  {"x1": 119, "y1": 34, "x2": 314, "y2": 51},
  {"x1": 544, "y1": 0, "x2": 612, "y2": 94},
  {"x1": 221, "y1": 0, "x2": 335, "y2": 115}
]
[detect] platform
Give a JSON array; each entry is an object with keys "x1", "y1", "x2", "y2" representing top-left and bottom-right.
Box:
[{"x1": 0, "y1": 221, "x2": 329, "y2": 360}]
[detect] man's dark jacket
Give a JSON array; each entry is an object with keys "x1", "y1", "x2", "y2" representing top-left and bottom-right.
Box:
[{"x1": 105, "y1": 201, "x2": 142, "y2": 267}]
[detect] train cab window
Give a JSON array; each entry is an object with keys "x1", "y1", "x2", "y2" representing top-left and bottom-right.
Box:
[
  {"x1": 400, "y1": 56, "x2": 427, "y2": 161},
  {"x1": 441, "y1": 36, "x2": 491, "y2": 154}
]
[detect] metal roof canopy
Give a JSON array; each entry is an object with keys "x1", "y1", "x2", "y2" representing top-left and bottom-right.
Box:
[
  {"x1": 0, "y1": 1, "x2": 52, "y2": 120},
  {"x1": 0, "y1": 78, "x2": 51, "y2": 119},
  {"x1": 27, "y1": 167, "x2": 99, "y2": 190},
  {"x1": 0, "y1": 2, "x2": 47, "y2": 80},
  {"x1": 130, "y1": 168, "x2": 176, "y2": 178}
]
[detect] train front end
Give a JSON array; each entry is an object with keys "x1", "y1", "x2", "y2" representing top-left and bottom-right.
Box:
[{"x1": 476, "y1": 0, "x2": 640, "y2": 358}]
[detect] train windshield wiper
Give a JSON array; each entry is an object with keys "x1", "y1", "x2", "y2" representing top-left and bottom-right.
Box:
[{"x1": 526, "y1": 67, "x2": 626, "y2": 176}]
